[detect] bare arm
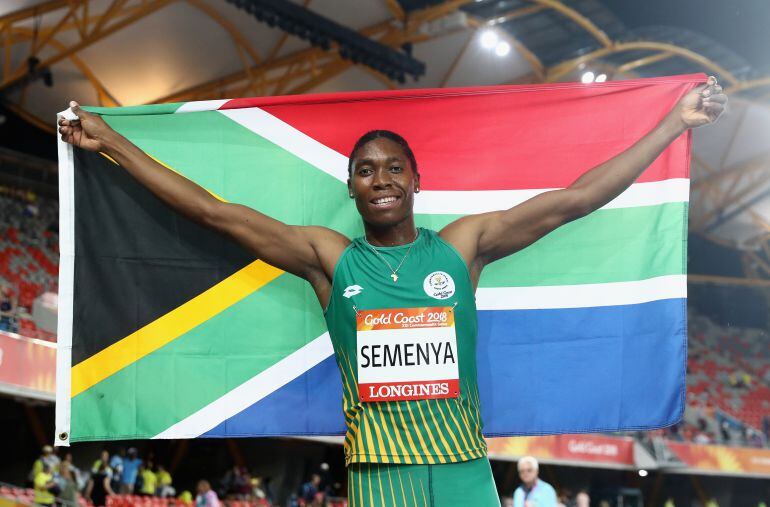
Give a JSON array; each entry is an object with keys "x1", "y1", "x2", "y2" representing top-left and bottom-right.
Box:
[
  {"x1": 442, "y1": 77, "x2": 726, "y2": 286},
  {"x1": 103, "y1": 475, "x2": 115, "y2": 496},
  {"x1": 58, "y1": 103, "x2": 349, "y2": 306}
]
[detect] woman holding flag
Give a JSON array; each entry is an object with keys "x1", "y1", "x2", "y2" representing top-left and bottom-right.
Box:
[{"x1": 59, "y1": 76, "x2": 725, "y2": 506}]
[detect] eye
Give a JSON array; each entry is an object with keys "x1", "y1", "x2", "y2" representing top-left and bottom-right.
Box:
[
  {"x1": 357, "y1": 167, "x2": 373, "y2": 176},
  {"x1": 390, "y1": 166, "x2": 403, "y2": 173}
]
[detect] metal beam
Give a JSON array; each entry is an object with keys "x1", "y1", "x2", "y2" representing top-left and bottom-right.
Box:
[
  {"x1": 0, "y1": 0, "x2": 175, "y2": 92},
  {"x1": 688, "y1": 274, "x2": 770, "y2": 288},
  {"x1": 546, "y1": 41, "x2": 740, "y2": 84}
]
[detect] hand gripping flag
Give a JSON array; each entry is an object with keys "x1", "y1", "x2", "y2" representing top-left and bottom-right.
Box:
[{"x1": 56, "y1": 74, "x2": 699, "y2": 444}]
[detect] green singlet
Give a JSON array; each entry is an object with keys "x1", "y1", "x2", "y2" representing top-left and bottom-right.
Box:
[{"x1": 324, "y1": 228, "x2": 489, "y2": 468}]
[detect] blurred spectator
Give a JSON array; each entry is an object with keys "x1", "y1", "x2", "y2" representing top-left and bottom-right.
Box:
[
  {"x1": 195, "y1": 480, "x2": 220, "y2": 507},
  {"x1": 156, "y1": 464, "x2": 175, "y2": 498},
  {"x1": 219, "y1": 466, "x2": 246, "y2": 499},
  {"x1": 62, "y1": 453, "x2": 86, "y2": 491},
  {"x1": 746, "y1": 428, "x2": 764, "y2": 448},
  {"x1": 178, "y1": 491, "x2": 193, "y2": 505},
  {"x1": 56, "y1": 461, "x2": 78, "y2": 507},
  {"x1": 120, "y1": 448, "x2": 142, "y2": 494},
  {"x1": 30, "y1": 445, "x2": 61, "y2": 483},
  {"x1": 33, "y1": 462, "x2": 57, "y2": 507},
  {"x1": 250, "y1": 476, "x2": 266, "y2": 503},
  {"x1": 299, "y1": 474, "x2": 321, "y2": 504},
  {"x1": 512, "y1": 456, "x2": 557, "y2": 507},
  {"x1": 109, "y1": 449, "x2": 124, "y2": 492},
  {"x1": 309, "y1": 492, "x2": 325, "y2": 507},
  {"x1": 720, "y1": 421, "x2": 730, "y2": 442},
  {"x1": 0, "y1": 285, "x2": 15, "y2": 332},
  {"x1": 694, "y1": 431, "x2": 712, "y2": 445},
  {"x1": 138, "y1": 462, "x2": 157, "y2": 497},
  {"x1": 91, "y1": 450, "x2": 112, "y2": 480},
  {"x1": 575, "y1": 490, "x2": 590, "y2": 507},
  {"x1": 86, "y1": 461, "x2": 115, "y2": 507}
]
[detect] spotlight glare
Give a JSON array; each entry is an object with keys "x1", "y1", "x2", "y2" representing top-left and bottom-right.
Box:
[
  {"x1": 638, "y1": 469, "x2": 648, "y2": 477},
  {"x1": 595, "y1": 73, "x2": 607, "y2": 83},
  {"x1": 581, "y1": 71, "x2": 595, "y2": 84},
  {"x1": 495, "y1": 41, "x2": 511, "y2": 57},
  {"x1": 480, "y1": 30, "x2": 499, "y2": 49}
]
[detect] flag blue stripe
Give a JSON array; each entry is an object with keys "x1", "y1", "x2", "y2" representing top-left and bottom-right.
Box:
[{"x1": 202, "y1": 298, "x2": 685, "y2": 437}]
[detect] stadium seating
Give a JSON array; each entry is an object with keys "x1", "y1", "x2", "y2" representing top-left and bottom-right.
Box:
[
  {"x1": 686, "y1": 312, "x2": 770, "y2": 434},
  {"x1": 0, "y1": 192, "x2": 58, "y2": 336}
]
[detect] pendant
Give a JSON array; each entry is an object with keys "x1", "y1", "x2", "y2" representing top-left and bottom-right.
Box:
[{"x1": 391, "y1": 273, "x2": 399, "y2": 282}]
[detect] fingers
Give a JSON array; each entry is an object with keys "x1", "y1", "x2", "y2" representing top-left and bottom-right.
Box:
[{"x1": 704, "y1": 93, "x2": 727, "y2": 104}]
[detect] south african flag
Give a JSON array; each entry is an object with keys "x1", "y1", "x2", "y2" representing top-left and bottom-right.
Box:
[{"x1": 55, "y1": 74, "x2": 700, "y2": 444}]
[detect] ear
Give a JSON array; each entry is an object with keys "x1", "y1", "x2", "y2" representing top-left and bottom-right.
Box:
[
  {"x1": 347, "y1": 178, "x2": 354, "y2": 198},
  {"x1": 414, "y1": 172, "x2": 421, "y2": 193}
]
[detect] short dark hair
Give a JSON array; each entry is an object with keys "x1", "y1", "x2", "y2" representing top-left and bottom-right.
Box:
[{"x1": 348, "y1": 130, "x2": 417, "y2": 177}]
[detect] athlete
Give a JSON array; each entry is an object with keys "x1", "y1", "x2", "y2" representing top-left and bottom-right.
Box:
[{"x1": 59, "y1": 77, "x2": 725, "y2": 506}]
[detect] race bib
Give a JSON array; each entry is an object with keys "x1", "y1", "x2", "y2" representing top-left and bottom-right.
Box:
[{"x1": 356, "y1": 307, "x2": 460, "y2": 402}]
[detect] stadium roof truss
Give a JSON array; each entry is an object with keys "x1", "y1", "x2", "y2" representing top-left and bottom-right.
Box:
[{"x1": 2, "y1": 0, "x2": 770, "y2": 284}]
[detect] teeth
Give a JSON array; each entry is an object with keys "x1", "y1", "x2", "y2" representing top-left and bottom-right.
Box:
[{"x1": 373, "y1": 196, "x2": 397, "y2": 204}]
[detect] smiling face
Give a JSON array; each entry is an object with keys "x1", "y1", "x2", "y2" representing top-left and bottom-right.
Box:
[{"x1": 348, "y1": 137, "x2": 420, "y2": 229}]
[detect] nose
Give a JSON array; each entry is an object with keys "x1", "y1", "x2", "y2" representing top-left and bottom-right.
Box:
[{"x1": 372, "y1": 167, "x2": 392, "y2": 189}]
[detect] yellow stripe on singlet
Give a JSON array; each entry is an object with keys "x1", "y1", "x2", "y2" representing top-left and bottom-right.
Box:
[
  {"x1": 440, "y1": 397, "x2": 472, "y2": 450},
  {"x1": 430, "y1": 398, "x2": 464, "y2": 461},
  {"x1": 413, "y1": 400, "x2": 447, "y2": 463},
  {"x1": 404, "y1": 402, "x2": 431, "y2": 460},
  {"x1": 374, "y1": 403, "x2": 403, "y2": 464},
  {"x1": 395, "y1": 402, "x2": 425, "y2": 464}
]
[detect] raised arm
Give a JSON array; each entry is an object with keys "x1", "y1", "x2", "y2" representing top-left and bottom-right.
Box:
[
  {"x1": 442, "y1": 77, "x2": 726, "y2": 286},
  {"x1": 58, "y1": 102, "x2": 349, "y2": 307}
]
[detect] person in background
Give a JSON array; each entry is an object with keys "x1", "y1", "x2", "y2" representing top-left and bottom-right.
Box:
[
  {"x1": 34, "y1": 462, "x2": 57, "y2": 507},
  {"x1": 156, "y1": 465, "x2": 175, "y2": 498},
  {"x1": 56, "y1": 462, "x2": 79, "y2": 507},
  {"x1": 0, "y1": 285, "x2": 15, "y2": 332},
  {"x1": 91, "y1": 450, "x2": 112, "y2": 480},
  {"x1": 177, "y1": 490, "x2": 193, "y2": 505},
  {"x1": 138, "y1": 462, "x2": 157, "y2": 497},
  {"x1": 574, "y1": 490, "x2": 590, "y2": 507},
  {"x1": 109, "y1": 449, "x2": 124, "y2": 493},
  {"x1": 195, "y1": 480, "x2": 220, "y2": 507},
  {"x1": 120, "y1": 448, "x2": 142, "y2": 494},
  {"x1": 299, "y1": 474, "x2": 321, "y2": 504},
  {"x1": 62, "y1": 453, "x2": 86, "y2": 491},
  {"x1": 512, "y1": 456, "x2": 557, "y2": 507},
  {"x1": 86, "y1": 461, "x2": 115, "y2": 507},
  {"x1": 30, "y1": 445, "x2": 61, "y2": 484}
]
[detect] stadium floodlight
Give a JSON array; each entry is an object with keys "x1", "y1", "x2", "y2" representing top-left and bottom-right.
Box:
[
  {"x1": 225, "y1": 0, "x2": 425, "y2": 83},
  {"x1": 638, "y1": 469, "x2": 648, "y2": 477},
  {"x1": 495, "y1": 41, "x2": 511, "y2": 57},
  {"x1": 480, "y1": 29, "x2": 499, "y2": 49},
  {"x1": 581, "y1": 71, "x2": 595, "y2": 84},
  {"x1": 595, "y1": 73, "x2": 607, "y2": 83}
]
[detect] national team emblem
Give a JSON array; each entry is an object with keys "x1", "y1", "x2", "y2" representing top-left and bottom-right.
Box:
[
  {"x1": 423, "y1": 271, "x2": 455, "y2": 300},
  {"x1": 343, "y1": 285, "x2": 363, "y2": 298}
]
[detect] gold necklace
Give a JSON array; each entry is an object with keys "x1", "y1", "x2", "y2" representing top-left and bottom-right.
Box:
[{"x1": 365, "y1": 230, "x2": 419, "y2": 283}]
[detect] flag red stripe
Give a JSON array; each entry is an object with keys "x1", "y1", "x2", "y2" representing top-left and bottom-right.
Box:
[{"x1": 220, "y1": 74, "x2": 702, "y2": 191}]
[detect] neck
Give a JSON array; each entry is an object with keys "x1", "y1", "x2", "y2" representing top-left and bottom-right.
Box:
[
  {"x1": 524, "y1": 479, "x2": 537, "y2": 489},
  {"x1": 364, "y1": 215, "x2": 418, "y2": 247}
]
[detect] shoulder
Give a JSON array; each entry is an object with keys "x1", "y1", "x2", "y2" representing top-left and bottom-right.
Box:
[{"x1": 540, "y1": 480, "x2": 557, "y2": 496}]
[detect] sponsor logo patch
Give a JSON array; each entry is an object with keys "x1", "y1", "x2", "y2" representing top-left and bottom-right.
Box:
[
  {"x1": 343, "y1": 285, "x2": 363, "y2": 298},
  {"x1": 423, "y1": 271, "x2": 455, "y2": 300}
]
